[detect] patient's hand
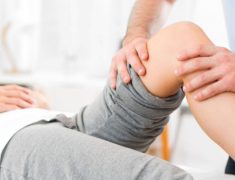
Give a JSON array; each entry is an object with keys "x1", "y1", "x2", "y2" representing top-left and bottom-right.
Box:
[
  {"x1": 0, "y1": 85, "x2": 49, "y2": 112},
  {"x1": 32, "y1": 90, "x2": 49, "y2": 109}
]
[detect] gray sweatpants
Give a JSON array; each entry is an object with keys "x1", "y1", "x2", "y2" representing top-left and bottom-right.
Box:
[{"x1": 0, "y1": 67, "x2": 193, "y2": 180}]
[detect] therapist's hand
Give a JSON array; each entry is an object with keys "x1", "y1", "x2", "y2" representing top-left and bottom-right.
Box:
[
  {"x1": 175, "y1": 44, "x2": 235, "y2": 101},
  {"x1": 109, "y1": 37, "x2": 149, "y2": 89},
  {"x1": 0, "y1": 85, "x2": 35, "y2": 112}
]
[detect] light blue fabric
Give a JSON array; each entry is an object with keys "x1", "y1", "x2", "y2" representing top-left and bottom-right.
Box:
[{"x1": 222, "y1": 0, "x2": 235, "y2": 52}]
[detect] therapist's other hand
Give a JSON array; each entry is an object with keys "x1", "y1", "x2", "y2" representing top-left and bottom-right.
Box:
[
  {"x1": 0, "y1": 85, "x2": 35, "y2": 112},
  {"x1": 109, "y1": 37, "x2": 149, "y2": 89},
  {"x1": 175, "y1": 44, "x2": 235, "y2": 101}
]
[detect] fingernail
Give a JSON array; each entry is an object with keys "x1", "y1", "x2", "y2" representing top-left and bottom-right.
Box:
[
  {"x1": 174, "y1": 69, "x2": 180, "y2": 76},
  {"x1": 176, "y1": 54, "x2": 181, "y2": 59},
  {"x1": 183, "y1": 86, "x2": 187, "y2": 92},
  {"x1": 138, "y1": 68, "x2": 144, "y2": 75},
  {"x1": 194, "y1": 94, "x2": 199, "y2": 100},
  {"x1": 124, "y1": 77, "x2": 129, "y2": 83},
  {"x1": 176, "y1": 53, "x2": 184, "y2": 60},
  {"x1": 111, "y1": 83, "x2": 116, "y2": 89},
  {"x1": 141, "y1": 54, "x2": 147, "y2": 59},
  {"x1": 24, "y1": 89, "x2": 31, "y2": 94},
  {"x1": 32, "y1": 99, "x2": 36, "y2": 104}
]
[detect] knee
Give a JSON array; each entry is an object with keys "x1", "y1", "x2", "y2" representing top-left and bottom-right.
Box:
[
  {"x1": 140, "y1": 21, "x2": 211, "y2": 97},
  {"x1": 153, "y1": 21, "x2": 210, "y2": 49},
  {"x1": 166, "y1": 21, "x2": 203, "y2": 35}
]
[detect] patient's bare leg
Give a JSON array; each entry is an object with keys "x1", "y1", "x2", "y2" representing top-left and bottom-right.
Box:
[{"x1": 141, "y1": 22, "x2": 235, "y2": 159}]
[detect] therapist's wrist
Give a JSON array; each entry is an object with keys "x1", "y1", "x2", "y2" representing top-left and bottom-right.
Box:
[{"x1": 123, "y1": 28, "x2": 149, "y2": 46}]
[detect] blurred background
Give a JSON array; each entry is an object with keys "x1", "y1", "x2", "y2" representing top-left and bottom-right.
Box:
[{"x1": 0, "y1": 0, "x2": 231, "y2": 177}]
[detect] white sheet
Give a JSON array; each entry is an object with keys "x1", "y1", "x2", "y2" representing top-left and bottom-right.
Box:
[
  {"x1": 181, "y1": 165, "x2": 235, "y2": 180},
  {"x1": 192, "y1": 173, "x2": 235, "y2": 180},
  {"x1": 0, "y1": 108, "x2": 73, "y2": 155}
]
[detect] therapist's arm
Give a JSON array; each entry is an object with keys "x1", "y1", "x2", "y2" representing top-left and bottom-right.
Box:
[
  {"x1": 0, "y1": 85, "x2": 49, "y2": 112},
  {"x1": 109, "y1": 0, "x2": 176, "y2": 89}
]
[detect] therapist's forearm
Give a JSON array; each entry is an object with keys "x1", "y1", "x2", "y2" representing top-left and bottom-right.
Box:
[{"x1": 123, "y1": 0, "x2": 176, "y2": 46}]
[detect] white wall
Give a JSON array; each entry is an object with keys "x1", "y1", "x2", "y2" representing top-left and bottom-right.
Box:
[
  {"x1": 166, "y1": 0, "x2": 228, "y2": 47},
  {"x1": 0, "y1": 0, "x2": 229, "y2": 76},
  {"x1": 0, "y1": 0, "x2": 40, "y2": 72},
  {"x1": 37, "y1": 0, "x2": 135, "y2": 76}
]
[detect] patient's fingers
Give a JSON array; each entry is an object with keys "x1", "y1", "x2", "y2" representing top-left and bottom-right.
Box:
[
  {"x1": 177, "y1": 44, "x2": 217, "y2": 61},
  {"x1": 0, "y1": 85, "x2": 35, "y2": 109},
  {"x1": 2, "y1": 97, "x2": 33, "y2": 108},
  {"x1": 0, "y1": 103, "x2": 20, "y2": 112},
  {"x1": 3, "y1": 84, "x2": 32, "y2": 94},
  {"x1": 32, "y1": 90, "x2": 49, "y2": 109},
  {"x1": 0, "y1": 85, "x2": 41, "y2": 112},
  {"x1": 3, "y1": 90, "x2": 35, "y2": 104}
]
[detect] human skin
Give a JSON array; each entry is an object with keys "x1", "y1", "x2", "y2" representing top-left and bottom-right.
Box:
[
  {"x1": 0, "y1": 85, "x2": 49, "y2": 112},
  {"x1": 140, "y1": 21, "x2": 235, "y2": 160},
  {"x1": 175, "y1": 44, "x2": 235, "y2": 101},
  {"x1": 109, "y1": 0, "x2": 176, "y2": 89},
  {"x1": 0, "y1": 85, "x2": 34, "y2": 112},
  {"x1": 111, "y1": 0, "x2": 235, "y2": 103}
]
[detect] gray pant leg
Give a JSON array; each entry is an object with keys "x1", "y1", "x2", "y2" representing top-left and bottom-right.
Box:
[
  {"x1": 0, "y1": 122, "x2": 193, "y2": 180},
  {"x1": 59, "y1": 66, "x2": 184, "y2": 152}
]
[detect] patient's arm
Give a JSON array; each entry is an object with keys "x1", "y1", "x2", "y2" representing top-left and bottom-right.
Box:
[{"x1": 141, "y1": 22, "x2": 235, "y2": 159}]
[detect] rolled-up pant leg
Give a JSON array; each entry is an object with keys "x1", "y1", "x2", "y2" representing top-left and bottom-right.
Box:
[
  {"x1": 0, "y1": 121, "x2": 193, "y2": 180},
  {"x1": 63, "y1": 66, "x2": 184, "y2": 152}
]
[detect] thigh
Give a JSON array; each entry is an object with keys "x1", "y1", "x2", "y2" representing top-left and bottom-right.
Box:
[{"x1": 0, "y1": 121, "x2": 192, "y2": 180}]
